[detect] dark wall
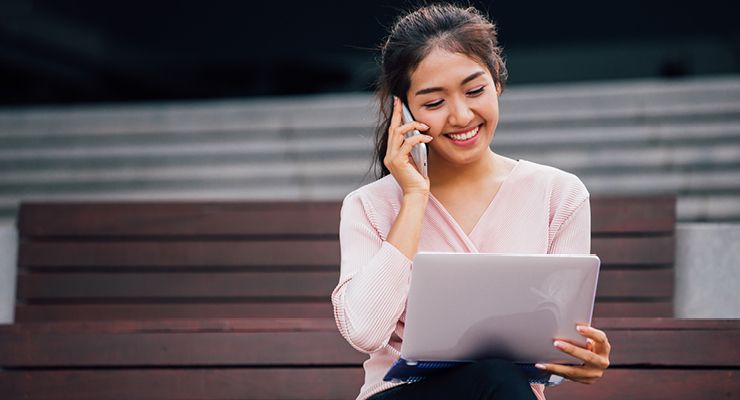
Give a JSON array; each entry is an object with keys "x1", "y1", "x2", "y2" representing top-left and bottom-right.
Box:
[{"x1": 1, "y1": 0, "x2": 738, "y2": 105}]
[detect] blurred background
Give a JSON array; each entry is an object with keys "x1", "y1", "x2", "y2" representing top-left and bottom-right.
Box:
[
  {"x1": 1, "y1": 0, "x2": 738, "y2": 104},
  {"x1": 0, "y1": 0, "x2": 739, "y2": 320}
]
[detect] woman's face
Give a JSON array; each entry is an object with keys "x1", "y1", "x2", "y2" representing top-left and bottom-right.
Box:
[{"x1": 406, "y1": 48, "x2": 499, "y2": 169}]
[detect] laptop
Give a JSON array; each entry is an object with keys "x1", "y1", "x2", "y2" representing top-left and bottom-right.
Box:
[{"x1": 383, "y1": 252, "x2": 600, "y2": 386}]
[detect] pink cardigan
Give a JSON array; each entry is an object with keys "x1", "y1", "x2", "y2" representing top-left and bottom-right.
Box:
[{"x1": 332, "y1": 160, "x2": 591, "y2": 400}]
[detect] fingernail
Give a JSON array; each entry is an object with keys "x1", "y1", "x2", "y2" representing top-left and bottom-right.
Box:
[
  {"x1": 535, "y1": 363, "x2": 546, "y2": 370},
  {"x1": 419, "y1": 123, "x2": 429, "y2": 129},
  {"x1": 393, "y1": 96, "x2": 399, "y2": 105},
  {"x1": 577, "y1": 325, "x2": 588, "y2": 334},
  {"x1": 554, "y1": 341, "x2": 566, "y2": 350}
]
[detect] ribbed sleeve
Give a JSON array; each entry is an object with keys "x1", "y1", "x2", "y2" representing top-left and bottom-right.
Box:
[
  {"x1": 332, "y1": 160, "x2": 591, "y2": 400},
  {"x1": 332, "y1": 187, "x2": 412, "y2": 353}
]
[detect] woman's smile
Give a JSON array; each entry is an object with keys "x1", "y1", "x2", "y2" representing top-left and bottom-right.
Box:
[{"x1": 444, "y1": 124, "x2": 481, "y2": 145}]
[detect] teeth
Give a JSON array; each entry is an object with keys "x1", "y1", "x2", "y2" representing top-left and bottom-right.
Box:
[{"x1": 447, "y1": 126, "x2": 479, "y2": 141}]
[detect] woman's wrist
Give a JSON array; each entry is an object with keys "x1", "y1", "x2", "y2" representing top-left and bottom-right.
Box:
[
  {"x1": 387, "y1": 191, "x2": 428, "y2": 260},
  {"x1": 401, "y1": 191, "x2": 429, "y2": 208}
]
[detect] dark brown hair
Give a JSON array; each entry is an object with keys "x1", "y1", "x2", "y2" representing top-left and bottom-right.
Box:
[{"x1": 372, "y1": 2, "x2": 507, "y2": 177}]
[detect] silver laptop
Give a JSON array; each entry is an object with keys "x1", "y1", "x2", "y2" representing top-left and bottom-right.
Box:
[{"x1": 384, "y1": 252, "x2": 600, "y2": 385}]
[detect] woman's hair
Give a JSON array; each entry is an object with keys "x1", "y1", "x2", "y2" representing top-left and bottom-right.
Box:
[{"x1": 372, "y1": 2, "x2": 507, "y2": 177}]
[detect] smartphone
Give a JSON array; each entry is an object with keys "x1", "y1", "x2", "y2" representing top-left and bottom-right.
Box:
[{"x1": 401, "y1": 103, "x2": 428, "y2": 178}]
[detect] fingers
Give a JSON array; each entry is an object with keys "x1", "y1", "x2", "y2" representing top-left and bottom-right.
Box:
[
  {"x1": 577, "y1": 325, "x2": 611, "y2": 357},
  {"x1": 389, "y1": 97, "x2": 404, "y2": 148},
  {"x1": 553, "y1": 340, "x2": 609, "y2": 370},
  {"x1": 399, "y1": 130, "x2": 432, "y2": 152},
  {"x1": 535, "y1": 325, "x2": 611, "y2": 385},
  {"x1": 384, "y1": 97, "x2": 431, "y2": 181},
  {"x1": 389, "y1": 97, "x2": 430, "y2": 147},
  {"x1": 535, "y1": 362, "x2": 603, "y2": 384}
]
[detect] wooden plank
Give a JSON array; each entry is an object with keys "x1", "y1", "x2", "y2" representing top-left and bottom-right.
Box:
[
  {"x1": 17, "y1": 271, "x2": 338, "y2": 299},
  {"x1": 0, "y1": 368, "x2": 365, "y2": 400},
  {"x1": 18, "y1": 198, "x2": 675, "y2": 238},
  {"x1": 592, "y1": 318, "x2": 740, "y2": 330},
  {"x1": 14, "y1": 302, "x2": 334, "y2": 322},
  {"x1": 1, "y1": 368, "x2": 737, "y2": 400},
  {"x1": 604, "y1": 328, "x2": 740, "y2": 366},
  {"x1": 0, "y1": 330, "x2": 367, "y2": 367},
  {"x1": 18, "y1": 237, "x2": 670, "y2": 268},
  {"x1": 591, "y1": 237, "x2": 675, "y2": 265},
  {"x1": 17, "y1": 269, "x2": 669, "y2": 300},
  {"x1": 0, "y1": 318, "x2": 342, "y2": 335},
  {"x1": 592, "y1": 301, "x2": 673, "y2": 318},
  {"x1": 2, "y1": 318, "x2": 738, "y2": 367},
  {"x1": 547, "y1": 369, "x2": 740, "y2": 400},
  {"x1": 595, "y1": 269, "x2": 673, "y2": 299},
  {"x1": 19, "y1": 301, "x2": 668, "y2": 322},
  {"x1": 18, "y1": 240, "x2": 340, "y2": 267},
  {"x1": 6, "y1": 316, "x2": 734, "y2": 336},
  {"x1": 590, "y1": 196, "x2": 676, "y2": 234},
  {"x1": 18, "y1": 201, "x2": 342, "y2": 237}
]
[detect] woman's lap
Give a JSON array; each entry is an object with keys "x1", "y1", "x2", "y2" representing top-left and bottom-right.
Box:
[{"x1": 368, "y1": 359, "x2": 538, "y2": 400}]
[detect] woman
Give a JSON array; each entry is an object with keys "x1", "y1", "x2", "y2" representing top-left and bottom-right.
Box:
[{"x1": 331, "y1": 4, "x2": 610, "y2": 400}]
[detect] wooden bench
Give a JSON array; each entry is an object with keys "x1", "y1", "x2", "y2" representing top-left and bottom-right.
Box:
[
  {"x1": 2, "y1": 318, "x2": 738, "y2": 399},
  {"x1": 4, "y1": 196, "x2": 736, "y2": 399},
  {"x1": 11, "y1": 197, "x2": 675, "y2": 322}
]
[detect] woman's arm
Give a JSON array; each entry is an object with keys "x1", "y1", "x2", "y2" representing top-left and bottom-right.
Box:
[
  {"x1": 542, "y1": 195, "x2": 611, "y2": 382},
  {"x1": 331, "y1": 98, "x2": 433, "y2": 353},
  {"x1": 331, "y1": 192, "x2": 413, "y2": 353}
]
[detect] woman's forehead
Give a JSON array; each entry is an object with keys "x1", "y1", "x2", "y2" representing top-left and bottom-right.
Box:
[{"x1": 409, "y1": 49, "x2": 490, "y2": 94}]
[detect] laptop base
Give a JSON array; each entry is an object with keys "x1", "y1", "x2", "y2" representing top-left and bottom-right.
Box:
[{"x1": 383, "y1": 358, "x2": 565, "y2": 386}]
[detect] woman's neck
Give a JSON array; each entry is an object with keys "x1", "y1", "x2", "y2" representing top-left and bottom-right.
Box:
[{"x1": 428, "y1": 149, "x2": 500, "y2": 191}]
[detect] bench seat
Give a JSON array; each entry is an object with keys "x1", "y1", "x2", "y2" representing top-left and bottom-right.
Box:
[{"x1": 1, "y1": 318, "x2": 738, "y2": 399}]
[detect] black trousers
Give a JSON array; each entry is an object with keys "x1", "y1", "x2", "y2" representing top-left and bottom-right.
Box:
[{"x1": 368, "y1": 359, "x2": 538, "y2": 400}]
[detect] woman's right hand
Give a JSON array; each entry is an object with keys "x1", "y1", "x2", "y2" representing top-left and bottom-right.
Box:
[{"x1": 384, "y1": 97, "x2": 433, "y2": 196}]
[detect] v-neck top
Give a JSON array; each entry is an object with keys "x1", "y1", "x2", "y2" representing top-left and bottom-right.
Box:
[{"x1": 331, "y1": 160, "x2": 591, "y2": 400}]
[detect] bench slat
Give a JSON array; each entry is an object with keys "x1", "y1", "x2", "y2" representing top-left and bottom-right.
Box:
[
  {"x1": 18, "y1": 236, "x2": 671, "y2": 268},
  {"x1": 0, "y1": 368, "x2": 366, "y2": 400},
  {"x1": 18, "y1": 241, "x2": 340, "y2": 267},
  {"x1": 18, "y1": 202, "x2": 343, "y2": 237},
  {"x1": 16, "y1": 269, "x2": 671, "y2": 300},
  {"x1": 593, "y1": 301, "x2": 673, "y2": 318},
  {"x1": 547, "y1": 369, "x2": 740, "y2": 400},
  {"x1": 594, "y1": 299, "x2": 673, "y2": 318},
  {"x1": 15, "y1": 303, "x2": 335, "y2": 322},
  {"x1": 17, "y1": 198, "x2": 675, "y2": 238},
  {"x1": 17, "y1": 272, "x2": 338, "y2": 299},
  {"x1": 0, "y1": 331, "x2": 367, "y2": 367},
  {"x1": 2, "y1": 319, "x2": 737, "y2": 367},
  {"x1": 590, "y1": 196, "x2": 676, "y2": 234},
  {"x1": 15, "y1": 301, "x2": 673, "y2": 322},
  {"x1": 595, "y1": 269, "x2": 673, "y2": 299},
  {"x1": 16, "y1": 300, "x2": 672, "y2": 322},
  {"x1": 591, "y1": 236, "x2": 674, "y2": 265},
  {"x1": 1, "y1": 368, "x2": 736, "y2": 400}
]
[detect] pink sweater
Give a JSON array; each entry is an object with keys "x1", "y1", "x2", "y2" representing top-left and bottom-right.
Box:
[{"x1": 331, "y1": 160, "x2": 591, "y2": 400}]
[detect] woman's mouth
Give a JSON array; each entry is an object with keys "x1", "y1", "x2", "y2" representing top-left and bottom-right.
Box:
[{"x1": 445, "y1": 125, "x2": 480, "y2": 142}]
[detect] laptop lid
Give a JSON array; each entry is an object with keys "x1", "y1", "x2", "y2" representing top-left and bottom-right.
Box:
[{"x1": 400, "y1": 252, "x2": 600, "y2": 365}]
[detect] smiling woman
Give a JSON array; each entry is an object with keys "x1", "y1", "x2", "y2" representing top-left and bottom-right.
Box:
[{"x1": 331, "y1": 4, "x2": 610, "y2": 400}]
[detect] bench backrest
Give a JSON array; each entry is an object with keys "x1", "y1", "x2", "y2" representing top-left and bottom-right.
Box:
[{"x1": 14, "y1": 196, "x2": 675, "y2": 322}]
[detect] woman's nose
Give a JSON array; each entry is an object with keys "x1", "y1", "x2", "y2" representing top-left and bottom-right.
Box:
[{"x1": 447, "y1": 98, "x2": 474, "y2": 127}]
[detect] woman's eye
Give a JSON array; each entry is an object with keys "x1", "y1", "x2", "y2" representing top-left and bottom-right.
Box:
[
  {"x1": 423, "y1": 100, "x2": 444, "y2": 109},
  {"x1": 467, "y1": 86, "x2": 485, "y2": 96}
]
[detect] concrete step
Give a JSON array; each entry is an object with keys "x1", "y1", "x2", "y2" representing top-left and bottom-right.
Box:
[{"x1": 0, "y1": 75, "x2": 738, "y2": 224}]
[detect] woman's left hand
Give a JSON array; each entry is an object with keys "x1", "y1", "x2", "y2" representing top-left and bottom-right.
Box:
[{"x1": 535, "y1": 324, "x2": 611, "y2": 384}]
